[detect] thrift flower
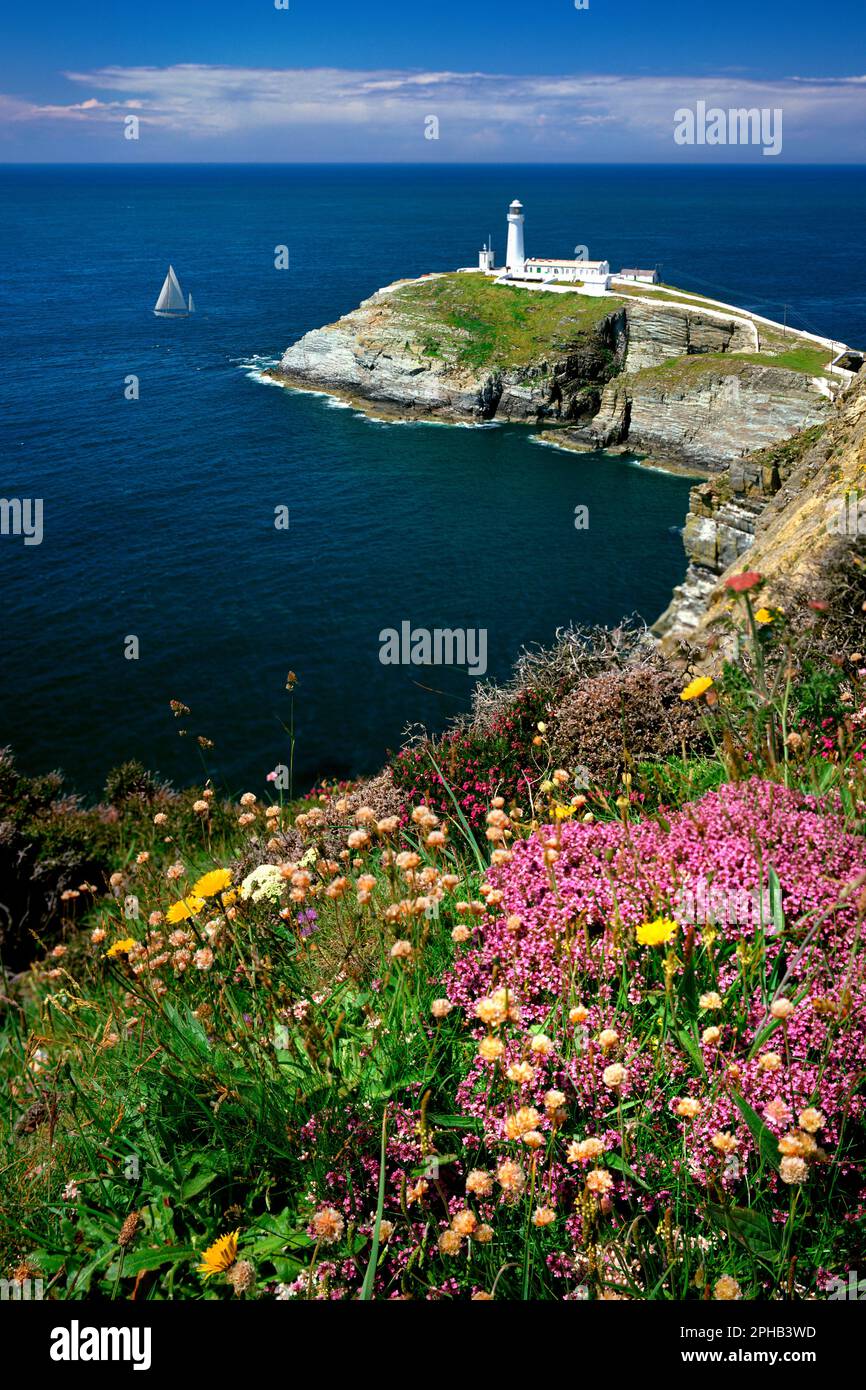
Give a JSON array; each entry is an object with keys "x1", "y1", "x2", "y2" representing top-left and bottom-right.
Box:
[
  {"x1": 310, "y1": 1207, "x2": 345, "y2": 1245},
  {"x1": 780, "y1": 1157, "x2": 809, "y2": 1185},
  {"x1": 725, "y1": 571, "x2": 762, "y2": 593},
  {"x1": 798, "y1": 1108, "x2": 825, "y2": 1133}
]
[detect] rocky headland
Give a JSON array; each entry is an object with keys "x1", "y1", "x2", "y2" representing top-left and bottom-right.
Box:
[{"x1": 270, "y1": 271, "x2": 862, "y2": 648}]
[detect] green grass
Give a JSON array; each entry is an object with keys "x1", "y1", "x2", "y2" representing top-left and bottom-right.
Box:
[
  {"x1": 614, "y1": 282, "x2": 728, "y2": 313},
  {"x1": 387, "y1": 275, "x2": 832, "y2": 382},
  {"x1": 729, "y1": 347, "x2": 833, "y2": 375},
  {"x1": 630, "y1": 345, "x2": 832, "y2": 389},
  {"x1": 389, "y1": 272, "x2": 624, "y2": 371}
]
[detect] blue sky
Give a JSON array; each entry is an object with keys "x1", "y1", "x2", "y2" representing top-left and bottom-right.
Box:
[{"x1": 2, "y1": 0, "x2": 865, "y2": 161}]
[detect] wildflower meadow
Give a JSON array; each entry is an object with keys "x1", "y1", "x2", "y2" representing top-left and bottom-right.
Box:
[{"x1": 1, "y1": 576, "x2": 864, "y2": 1312}]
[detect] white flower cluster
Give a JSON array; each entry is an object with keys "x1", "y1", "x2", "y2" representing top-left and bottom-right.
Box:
[{"x1": 240, "y1": 863, "x2": 284, "y2": 904}]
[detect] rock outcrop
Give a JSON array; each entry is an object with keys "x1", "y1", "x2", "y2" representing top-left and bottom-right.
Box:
[
  {"x1": 275, "y1": 278, "x2": 623, "y2": 424},
  {"x1": 271, "y1": 271, "x2": 853, "y2": 647},
  {"x1": 622, "y1": 299, "x2": 759, "y2": 369},
  {"x1": 272, "y1": 274, "x2": 832, "y2": 471},
  {"x1": 655, "y1": 376, "x2": 866, "y2": 646},
  {"x1": 583, "y1": 359, "x2": 830, "y2": 472}
]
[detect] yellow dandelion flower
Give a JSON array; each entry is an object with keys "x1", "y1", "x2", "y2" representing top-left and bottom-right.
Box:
[
  {"x1": 105, "y1": 938, "x2": 136, "y2": 958},
  {"x1": 680, "y1": 676, "x2": 714, "y2": 702},
  {"x1": 754, "y1": 608, "x2": 774, "y2": 624},
  {"x1": 165, "y1": 896, "x2": 205, "y2": 924},
  {"x1": 191, "y1": 868, "x2": 233, "y2": 899},
  {"x1": 196, "y1": 1229, "x2": 240, "y2": 1279},
  {"x1": 553, "y1": 803, "x2": 577, "y2": 820},
  {"x1": 636, "y1": 917, "x2": 678, "y2": 948}
]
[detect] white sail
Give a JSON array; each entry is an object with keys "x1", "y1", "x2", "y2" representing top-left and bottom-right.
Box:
[
  {"x1": 154, "y1": 265, "x2": 187, "y2": 315},
  {"x1": 188, "y1": 292, "x2": 195, "y2": 313}
]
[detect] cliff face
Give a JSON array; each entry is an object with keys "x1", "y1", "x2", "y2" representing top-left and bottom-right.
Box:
[
  {"x1": 275, "y1": 276, "x2": 624, "y2": 424},
  {"x1": 655, "y1": 371, "x2": 866, "y2": 646},
  {"x1": 586, "y1": 359, "x2": 829, "y2": 472},
  {"x1": 272, "y1": 272, "x2": 857, "y2": 647},
  {"x1": 622, "y1": 299, "x2": 759, "y2": 368},
  {"x1": 273, "y1": 273, "x2": 833, "y2": 471}
]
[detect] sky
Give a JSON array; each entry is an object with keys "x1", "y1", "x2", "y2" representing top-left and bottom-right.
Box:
[{"x1": 1, "y1": 0, "x2": 865, "y2": 162}]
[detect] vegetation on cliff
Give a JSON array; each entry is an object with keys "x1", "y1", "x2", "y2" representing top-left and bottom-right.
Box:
[
  {"x1": 629, "y1": 346, "x2": 832, "y2": 391},
  {"x1": 658, "y1": 367, "x2": 866, "y2": 645},
  {"x1": 390, "y1": 272, "x2": 621, "y2": 371},
  {"x1": 2, "y1": 571, "x2": 865, "y2": 1302},
  {"x1": 277, "y1": 271, "x2": 835, "y2": 459}
]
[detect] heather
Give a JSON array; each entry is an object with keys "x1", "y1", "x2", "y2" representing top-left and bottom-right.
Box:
[
  {"x1": 389, "y1": 623, "x2": 709, "y2": 827},
  {"x1": 1, "y1": 580, "x2": 864, "y2": 1301}
]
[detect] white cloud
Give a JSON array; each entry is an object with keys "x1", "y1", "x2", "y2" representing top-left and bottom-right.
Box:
[{"x1": 2, "y1": 64, "x2": 865, "y2": 157}]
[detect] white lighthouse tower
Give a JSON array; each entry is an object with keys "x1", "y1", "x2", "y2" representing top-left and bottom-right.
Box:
[{"x1": 505, "y1": 199, "x2": 525, "y2": 275}]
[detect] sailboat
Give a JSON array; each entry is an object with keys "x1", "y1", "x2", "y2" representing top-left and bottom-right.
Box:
[
  {"x1": 154, "y1": 265, "x2": 192, "y2": 317},
  {"x1": 187, "y1": 292, "x2": 195, "y2": 314}
]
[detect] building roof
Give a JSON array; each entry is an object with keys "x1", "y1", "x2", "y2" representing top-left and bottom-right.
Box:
[{"x1": 524, "y1": 257, "x2": 608, "y2": 270}]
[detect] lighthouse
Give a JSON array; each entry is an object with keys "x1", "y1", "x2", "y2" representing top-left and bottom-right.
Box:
[{"x1": 505, "y1": 199, "x2": 525, "y2": 274}]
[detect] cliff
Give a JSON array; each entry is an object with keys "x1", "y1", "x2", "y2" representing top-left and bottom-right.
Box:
[
  {"x1": 655, "y1": 368, "x2": 866, "y2": 646},
  {"x1": 275, "y1": 273, "x2": 623, "y2": 424},
  {"x1": 272, "y1": 270, "x2": 858, "y2": 645},
  {"x1": 273, "y1": 272, "x2": 834, "y2": 471},
  {"x1": 583, "y1": 357, "x2": 829, "y2": 473}
]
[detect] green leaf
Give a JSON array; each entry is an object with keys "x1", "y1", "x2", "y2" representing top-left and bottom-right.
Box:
[
  {"x1": 605, "y1": 1152, "x2": 650, "y2": 1190},
  {"x1": 767, "y1": 865, "x2": 786, "y2": 937},
  {"x1": 181, "y1": 1168, "x2": 218, "y2": 1200},
  {"x1": 360, "y1": 1109, "x2": 389, "y2": 1302},
  {"x1": 427, "y1": 1113, "x2": 478, "y2": 1130},
  {"x1": 677, "y1": 958, "x2": 699, "y2": 1014},
  {"x1": 676, "y1": 1027, "x2": 705, "y2": 1077},
  {"x1": 113, "y1": 1244, "x2": 196, "y2": 1277},
  {"x1": 244, "y1": 1232, "x2": 313, "y2": 1258},
  {"x1": 733, "y1": 1093, "x2": 781, "y2": 1172},
  {"x1": 408, "y1": 1154, "x2": 459, "y2": 1176},
  {"x1": 704, "y1": 1203, "x2": 778, "y2": 1260},
  {"x1": 424, "y1": 750, "x2": 486, "y2": 872}
]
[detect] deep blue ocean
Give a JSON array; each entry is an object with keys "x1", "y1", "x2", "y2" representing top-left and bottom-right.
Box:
[{"x1": 2, "y1": 165, "x2": 865, "y2": 797}]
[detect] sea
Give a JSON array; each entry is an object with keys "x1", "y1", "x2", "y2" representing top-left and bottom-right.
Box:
[{"x1": 1, "y1": 164, "x2": 865, "y2": 798}]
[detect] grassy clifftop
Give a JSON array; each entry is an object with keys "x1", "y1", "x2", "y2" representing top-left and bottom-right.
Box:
[
  {"x1": 630, "y1": 344, "x2": 833, "y2": 388},
  {"x1": 387, "y1": 273, "x2": 830, "y2": 378},
  {"x1": 389, "y1": 272, "x2": 622, "y2": 370}
]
